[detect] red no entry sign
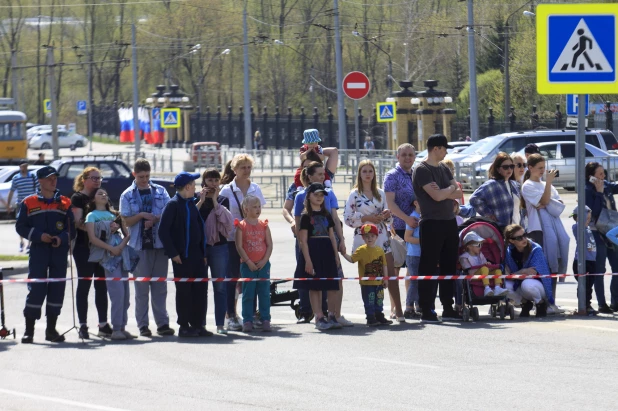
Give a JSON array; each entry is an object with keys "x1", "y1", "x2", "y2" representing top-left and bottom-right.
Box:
[{"x1": 343, "y1": 71, "x2": 371, "y2": 100}]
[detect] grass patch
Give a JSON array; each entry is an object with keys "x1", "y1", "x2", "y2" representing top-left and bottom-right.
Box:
[
  {"x1": 91, "y1": 136, "x2": 129, "y2": 145},
  {"x1": 0, "y1": 255, "x2": 29, "y2": 261}
]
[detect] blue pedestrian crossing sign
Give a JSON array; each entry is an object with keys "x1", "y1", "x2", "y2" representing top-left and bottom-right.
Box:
[
  {"x1": 537, "y1": 4, "x2": 618, "y2": 94},
  {"x1": 376, "y1": 102, "x2": 396, "y2": 123},
  {"x1": 161, "y1": 108, "x2": 181, "y2": 129},
  {"x1": 566, "y1": 94, "x2": 589, "y2": 116},
  {"x1": 43, "y1": 99, "x2": 51, "y2": 113},
  {"x1": 76, "y1": 100, "x2": 87, "y2": 115}
]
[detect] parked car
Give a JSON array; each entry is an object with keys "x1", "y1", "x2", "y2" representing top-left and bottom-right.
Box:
[
  {"x1": 0, "y1": 165, "x2": 45, "y2": 184},
  {"x1": 0, "y1": 165, "x2": 45, "y2": 214},
  {"x1": 190, "y1": 142, "x2": 221, "y2": 167},
  {"x1": 414, "y1": 141, "x2": 473, "y2": 163},
  {"x1": 50, "y1": 157, "x2": 175, "y2": 207},
  {"x1": 29, "y1": 130, "x2": 87, "y2": 149},
  {"x1": 27, "y1": 124, "x2": 66, "y2": 139},
  {"x1": 459, "y1": 141, "x2": 618, "y2": 190}
]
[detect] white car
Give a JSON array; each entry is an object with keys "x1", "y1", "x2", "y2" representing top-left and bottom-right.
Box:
[
  {"x1": 29, "y1": 130, "x2": 87, "y2": 149},
  {"x1": 414, "y1": 141, "x2": 473, "y2": 163},
  {"x1": 27, "y1": 124, "x2": 66, "y2": 139},
  {"x1": 0, "y1": 165, "x2": 45, "y2": 184}
]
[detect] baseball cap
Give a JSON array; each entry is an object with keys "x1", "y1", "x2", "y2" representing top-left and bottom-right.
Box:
[
  {"x1": 36, "y1": 166, "x2": 59, "y2": 179},
  {"x1": 174, "y1": 171, "x2": 200, "y2": 188},
  {"x1": 463, "y1": 231, "x2": 484, "y2": 246},
  {"x1": 427, "y1": 134, "x2": 453, "y2": 149},
  {"x1": 570, "y1": 205, "x2": 591, "y2": 217},
  {"x1": 524, "y1": 143, "x2": 540, "y2": 154},
  {"x1": 305, "y1": 182, "x2": 327, "y2": 195},
  {"x1": 360, "y1": 223, "x2": 379, "y2": 236},
  {"x1": 302, "y1": 129, "x2": 321, "y2": 144}
]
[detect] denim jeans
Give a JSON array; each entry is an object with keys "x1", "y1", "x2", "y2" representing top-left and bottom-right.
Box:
[
  {"x1": 226, "y1": 242, "x2": 241, "y2": 317},
  {"x1": 205, "y1": 244, "x2": 229, "y2": 327},
  {"x1": 405, "y1": 255, "x2": 420, "y2": 308},
  {"x1": 361, "y1": 285, "x2": 384, "y2": 318},
  {"x1": 240, "y1": 261, "x2": 271, "y2": 323},
  {"x1": 592, "y1": 231, "x2": 618, "y2": 307}
]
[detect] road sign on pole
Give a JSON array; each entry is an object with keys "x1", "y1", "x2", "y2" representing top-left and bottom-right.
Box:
[
  {"x1": 161, "y1": 108, "x2": 181, "y2": 129},
  {"x1": 537, "y1": 3, "x2": 618, "y2": 94},
  {"x1": 76, "y1": 100, "x2": 87, "y2": 115},
  {"x1": 43, "y1": 99, "x2": 51, "y2": 113},
  {"x1": 376, "y1": 102, "x2": 396, "y2": 122},
  {"x1": 566, "y1": 94, "x2": 589, "y2": 116},
  {"x1": 343, "y1": 71, "x2": 371, "y2": 100}
]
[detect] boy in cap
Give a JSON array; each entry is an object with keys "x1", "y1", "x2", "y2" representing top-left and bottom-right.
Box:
[
  {"x1": 341, "y1": 223, "x2": 392, "y2": 326},
  {"x1": 159, "y1": 171, "x2": 210, "y2": 337},
  {"x1": 296, "y1": 128, "x2": 338, "y2": 188},
  {"x1": 571, "y1": 205, "x2": 599, "y2": 315},
  {"x1": 16, "y1": 166, "x2": 75, "y2": 343},
  {"x1": 459, "y1": 231, "x2": 507, "y2": 297}
]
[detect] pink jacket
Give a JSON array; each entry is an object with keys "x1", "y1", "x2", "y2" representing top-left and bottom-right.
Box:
[{"x1": 205, "y1": 204, "x2": 234, "y2": 246}]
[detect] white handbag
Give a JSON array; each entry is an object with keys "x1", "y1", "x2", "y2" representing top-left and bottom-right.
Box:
[{"x1": 389, "y1": 228, "x2": 407, "y2": 268}]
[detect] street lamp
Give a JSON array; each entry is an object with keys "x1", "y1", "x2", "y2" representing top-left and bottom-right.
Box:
[
  {"x1": 504, "y1": 1, "x2": 535, "y2": 120},
  {"x1": 274, "y1": 40, "x2": 316, "y2": 108},
  {"x1": 352, "y1": 30, "x2": 393, "y2": 96}
]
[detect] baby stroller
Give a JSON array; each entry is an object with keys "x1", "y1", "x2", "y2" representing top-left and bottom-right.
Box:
[
  {"x1": 458, "y1": 220, "x2": 515, "y2": 322},
  {"x1": 269, "y1": 281, "x2": 301, "y2": 318}
]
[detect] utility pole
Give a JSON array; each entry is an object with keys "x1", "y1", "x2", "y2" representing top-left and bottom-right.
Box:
[
  {"x1": 504, "y1": 24, "x2": 510, "y2": 123},
  {"x1": 131, "y1": 22, "x2": 141, "y2": 156},
  {"x1": 333, "y1": 0, "x2": 347, "y2": 151},
  {"x1": 242, "y1": 1, "x2": 252, "y2": 150},
  {"x1": 87, "y1": 48, "x2": 94, "y2": 151},
  {"x1": 47, "y1": 46, "x2": 59, "y2": 159},
  {"x1": 466, "y1": 0, "x2": 480, "y2": 141},
  {"x1": 11, "y1": 50, "x2": 18, "y2": 108}
]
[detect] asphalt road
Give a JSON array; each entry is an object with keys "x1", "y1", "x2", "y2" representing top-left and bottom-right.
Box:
[{"x1": 1, "y1": 204, "x2": 618, "y2": 410}]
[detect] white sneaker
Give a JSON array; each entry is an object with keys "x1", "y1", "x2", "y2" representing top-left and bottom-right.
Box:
[
  {"x1": 122, "y1": 330, "x2": 137, "y2": 339},
  {"x1": 494, "y1": 286, "x2": 508, "y2": 296},
  {"x1": 547, "y1": 304, "x2": 565, "y2": 315},
  {"x1": 111, "y1": 330, "x2": 127, "y2": 340},
  {"x1": 483, "y1": 286, "x2": 494, "y2": 297},
  {"x1": 336, "y1": 316, "x2": 354, "y2": 327},
  {"x1": 227, "y1": 316, "x2": 242, "y2": 331}
]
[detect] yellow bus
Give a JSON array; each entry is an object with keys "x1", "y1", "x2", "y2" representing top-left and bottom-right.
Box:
[{"x1": 0, "y1": 109, "x2": 28, "y2": 164}]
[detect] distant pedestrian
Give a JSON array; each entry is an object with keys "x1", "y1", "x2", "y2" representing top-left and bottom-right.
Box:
[
  {"x1": 16, "y1": 166, "x2": 75, "y2": 343},
  {"x1": 34, "y1": 153, "x2": 46, "y2": 165},
  {"x1": 119, "y1": 158, "x2": 175, "y2": 337},
  {"x1": 7, "y1": 162, "x2": 40, "y2": 253},
  {"x1": 412, "y1": 134, "x2": 463, "y2": 323},
  {"x1": 235, "y1": 195, "x2": 273, "y2": 332},
  {"x1": 363, "y1": 136, "x2": 375, "y2": 151},
  {"x1": 524, "y1": 143, "x2": 540, "y2": 159},
  {"x1": 159, "y1": 172, "x2": 209, "y2": 337}
]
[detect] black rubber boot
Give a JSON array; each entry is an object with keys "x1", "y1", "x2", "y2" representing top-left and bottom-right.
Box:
[
  {"x1": 21, "y1": 317, "x2": 35, "y2": 344},
  {"x1": 45, "y1": 315, "x2": 65, "y2": 343},
  {"x1": 535, "y1": 301, "x2": 547, "y2": 318},
  {"x1": 520, "y1": 301, "x2": 533, "y2": 318}
]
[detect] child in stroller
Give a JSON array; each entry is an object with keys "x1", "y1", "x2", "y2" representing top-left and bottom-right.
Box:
[
  {"x1": 459, "y1": 232, "x2": 508, "y2": 297},
  {"x1": 458, "y1": 220, "x2": 516, "y2": 321}
]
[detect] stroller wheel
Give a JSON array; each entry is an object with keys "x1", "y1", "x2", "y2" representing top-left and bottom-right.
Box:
[
  {"x1": 509, "y1": 305, "x2": 515, "y2": 320},
  {"x1": 490, "y1": 306, "x2": 497, "y2": 318},
  {"x1": 471, "y1": 307, "x2": 480, "y2": 321},
  {"x1": 294, "y1": 304, "x2": 302, "y2": 320},
  {"x1": 462, "y1": 307, "x2": 470, "y2": 322},
  {"x1": 499, "y1": 305, "x2": 506, "y2": 320}
]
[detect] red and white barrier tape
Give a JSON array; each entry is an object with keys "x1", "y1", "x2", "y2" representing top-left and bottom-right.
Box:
[{"x1": 0, "y1": 273, "x2": 616, "y2": 284}]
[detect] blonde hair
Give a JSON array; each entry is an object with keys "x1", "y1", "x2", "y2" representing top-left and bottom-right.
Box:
[
  {"x1": 73, "y1": 167, "x2": 101, "y2": 192},
  {"x1": 396, "y1": 143, "x2": 415, "y2": 156},
  {"x1": 354, "y1": 159, "x2": 381, "y2": 202},
  {"x1": 231, "y1": 154, "x2": 254, "y2": 170},
  {"x1": 241, "y1": 194, "x2": 261, "y2": 212},
  {"x1": 441, "y1": 159, "x2": 456, "y2": 174}
]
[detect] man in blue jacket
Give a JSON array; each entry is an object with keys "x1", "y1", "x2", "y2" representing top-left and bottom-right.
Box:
[
  {"x1": 16, "y1": 166, "x2": 75, "y2": 343},
  {"x1": 159, "y1": 172, "x2": 209, "y2": 338}
]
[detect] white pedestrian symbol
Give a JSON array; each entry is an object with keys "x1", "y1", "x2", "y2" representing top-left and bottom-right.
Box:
[
  {"x1": 164, "y1": 112, "x2": 177, "y2": 124},
  {"x1": 380, "y1": 105, "x2": 393, "y2": 118},
  {"x1": 551, "y1": 19, "x2": 612, "y2": 73}
]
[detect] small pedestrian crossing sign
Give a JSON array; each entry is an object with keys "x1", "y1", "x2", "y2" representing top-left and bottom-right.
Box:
[
  {"x1": 537, "y1": 3, "x2": 618, "y2": 94},
  {"x1": 43, "y1": 99, "x2": 51, "y2": 113},
  {"x1": 161, "y1": 108, "x2": 181, "y2": 129},
  {"x1": 376, "y1": 102, "x2": 396, "y2": 123}
]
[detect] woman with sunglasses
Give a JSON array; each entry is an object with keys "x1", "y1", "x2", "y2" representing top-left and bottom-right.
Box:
[
  {"x1": 469, "y1": 152, "x2": 521, "y2": 231},
  {"x1": 71, "y1": 167, "x2": 112, "y2": 338},
  {"x1": 504, "y1": 224, "x2": 554, "y2": 317}
]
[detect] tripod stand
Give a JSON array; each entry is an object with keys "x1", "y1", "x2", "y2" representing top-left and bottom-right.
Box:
[
  {"x1": 58, "y1": 214, "x2": 85, "y2": 343},
  {"x1": 0, "y1": 268, "x2": 16, "y2": 340}
]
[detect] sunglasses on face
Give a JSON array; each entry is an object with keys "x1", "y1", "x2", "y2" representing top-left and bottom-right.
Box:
[
  {"x1": 515, "y1": 162, "x2": 527, "y2": 168},
  {"x1": 88, "y1": 176, "x2": 102, "y2": 181},
  {"x1": 511, "y1": 235, "x2": 527, "y2": 241},
  {"x1": 500, "y1": 164, "x2": 515, "y2": 170}
]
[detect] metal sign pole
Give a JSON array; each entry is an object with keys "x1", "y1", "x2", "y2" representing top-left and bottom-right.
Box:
[
  {"x1": 354, "y1": 99, "x2": 360, "y2": 160},
  {"x1": 576, "y1": 94, "x2": 587, "y2": 314}
]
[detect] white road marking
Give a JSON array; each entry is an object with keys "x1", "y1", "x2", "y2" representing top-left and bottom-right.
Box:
[
  {"x1": 356, "y1": 357, "x2": 440, "y2": 369},
  {"x1": 0, "y1": 388, "x2": 132, "y2": 411}
]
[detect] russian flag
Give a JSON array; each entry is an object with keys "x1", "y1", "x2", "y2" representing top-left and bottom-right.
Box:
[
  {"x1": 152, "y1": 107, "x2": 164, "y2": 145},
  {"x1": 119, "y1": 107, "x2": 130, "y2": 142},
  {"x1": 140, "y1": 107, "x2": 152, "y2": 144}
]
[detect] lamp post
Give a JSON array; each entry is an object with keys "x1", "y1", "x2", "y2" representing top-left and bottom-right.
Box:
[
  {"x1": 274, "y1": 40, "x2": 316, "y2": 108},
  {"x1": 504, "y1": 3, "x2": 535, "y2": 120},
  {"x1": 352, "y1": 30, "x2": 393, "y2": 96}
]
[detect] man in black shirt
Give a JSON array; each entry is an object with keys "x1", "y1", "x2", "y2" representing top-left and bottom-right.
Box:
[{"x1": 412, "y1": 134, "x2": 463, "y2": 323}]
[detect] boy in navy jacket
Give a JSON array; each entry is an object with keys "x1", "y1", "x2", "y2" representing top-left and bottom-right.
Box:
[{"x1": 159, "y1": 172, "x2": 209, "y2": 337}]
